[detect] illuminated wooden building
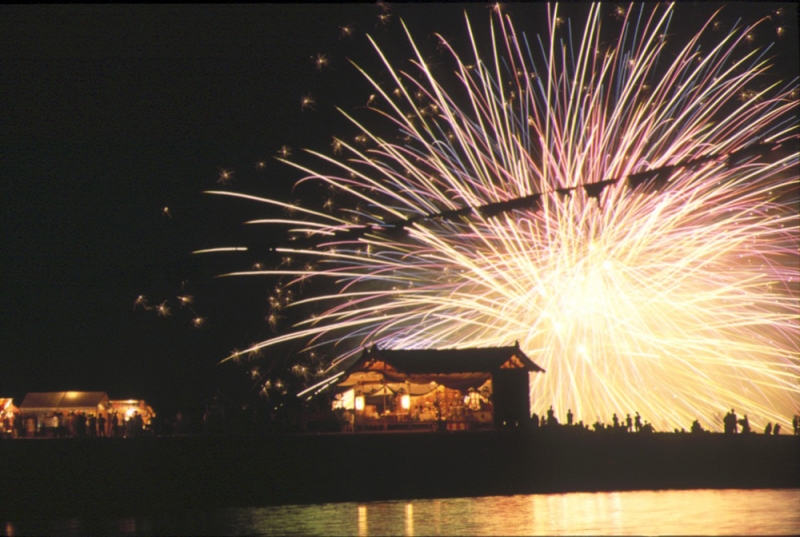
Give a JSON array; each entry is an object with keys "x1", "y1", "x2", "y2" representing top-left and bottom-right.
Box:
[{"x1": 305, "y1": 344, "x2": 545, "y2": 430}]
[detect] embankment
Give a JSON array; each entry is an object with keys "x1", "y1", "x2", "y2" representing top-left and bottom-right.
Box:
[{"x1": 1, "y1": 429, "x2": 797, "y2": 519}]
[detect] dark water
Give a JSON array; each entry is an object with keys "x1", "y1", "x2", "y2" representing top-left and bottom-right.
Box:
[{"x1": 4, "y1": 488, "x2": 799, "y2": 536}]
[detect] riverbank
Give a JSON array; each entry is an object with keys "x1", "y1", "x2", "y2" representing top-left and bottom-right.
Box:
[{"x1": 2, "y1": 429, "x2": 798, "y2": 520}]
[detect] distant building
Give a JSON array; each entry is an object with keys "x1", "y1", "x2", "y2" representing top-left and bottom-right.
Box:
[
  {"x1": 15, "y1": 392, "x2": 155, "y2": 437},
  {"x1": 303, "y1": 344, "x2": 545, "y2": 430},
  {"x1": 1, "y1": 398, "x2": 19, "y2": 436},
  {"x1": 108, "y1": 399, "x2": 156, "y2": 427},
  {"x1": 0, "y1": 398, "x2": 17, "y2": 416}
]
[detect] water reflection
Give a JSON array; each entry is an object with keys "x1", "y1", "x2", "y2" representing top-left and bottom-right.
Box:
[
  {"x1": 358, "y1": 504, "x2": 367, "y2": 536},
  {"x1": 404, "y1": 502, "x2": 413, "y2": 536},
  {"x1": 4, "y1": 488, "x2": 799, "y2": 536}
]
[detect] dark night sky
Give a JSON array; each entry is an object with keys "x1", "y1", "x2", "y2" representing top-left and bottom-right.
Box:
[{"x1": 1, "y1": 4, "x2": 796, "y2": 412}]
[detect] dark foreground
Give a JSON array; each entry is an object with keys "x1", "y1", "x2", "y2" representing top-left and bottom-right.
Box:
[{"x1": 1, "y1": 430, "x2": 798, "y2": 520}]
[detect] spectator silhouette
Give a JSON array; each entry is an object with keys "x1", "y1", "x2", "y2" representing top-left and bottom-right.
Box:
[
  {"x1": 546, "y1": 406, "x2": 558, "y2": 426},
  {"x1": 773, "y1": 423, "x2": 781, "y2": 435},
  {"x1": 567, "y1": 409, "x2": 573, "y2": 426},
  {"x1": 634, "y1": 412, "x2": 642, "y2": 432},
  {"x1": 108, "y1": 412, "x2": 116, "y2": 437},
  {"x1": 764, "y1": 423, "x2": 772, "y2": 435},
  {"x1": 738, "y1": 414, "x2": 750, "y2": 434},
  {"x1": 725, "y1": 409, "x2": 739, "y2": 434}
]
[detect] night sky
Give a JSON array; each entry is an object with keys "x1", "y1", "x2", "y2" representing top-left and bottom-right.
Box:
[{"x1": 1, "y1": 4, "x2": 796, "y2": 413}]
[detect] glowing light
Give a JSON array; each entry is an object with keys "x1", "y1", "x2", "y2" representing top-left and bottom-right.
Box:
[
  {"x1": 339, "y1": 24, "x2": 355, "y2": 40},
  {"x1": 210, "y1": 5, "x2": 799, "y2": 432},
  {"x1": 217, "y1": 169, "x2": 234, "y2": 185},
  {"x1": 401, "y1": 394, "x2": 411, "y2": 410},
  {"x1": 133, "y1": 295, "x2": 149, "y2": 310},
  {"x1": 192, "y1": 247, "x2": 248, "y2": 254},
  {"x1": 300, "y1": 94, "x2": 316, "y2": 111},
  {"x1": 355, "y1": 395, "x2": 365, "y2": 411},
  {"x1": 313, "y1": 53, "x2": 330, "y2": 71},
  {"x1": 156, "y1": 301, "x2": 171, "y2": 317}
]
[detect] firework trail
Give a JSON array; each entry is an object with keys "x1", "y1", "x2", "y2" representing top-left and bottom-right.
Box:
[{"x1": 205, "y1": 4, "x2": 799, "y2": 431}]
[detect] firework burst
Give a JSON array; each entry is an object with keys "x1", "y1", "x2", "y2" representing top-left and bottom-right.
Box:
[{"x1": 205, "y1": 4, "x2": 799, "y2": 431}]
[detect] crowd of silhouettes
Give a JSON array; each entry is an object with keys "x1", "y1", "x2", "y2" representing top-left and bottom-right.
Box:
[
  {"x1": 530, "y1": 407, "x2": 653, "y2": 433},
  {"x1": 1, "y1": 410, "x2": 148, "y2": 438},
  {"x1": 527, "y1": 407, "x2": 799, "y2": 436}
]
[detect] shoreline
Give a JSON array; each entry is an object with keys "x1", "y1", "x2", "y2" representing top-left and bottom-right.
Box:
[{"x1": 2, "y1": 429, "x2": 798, "y2": 520}]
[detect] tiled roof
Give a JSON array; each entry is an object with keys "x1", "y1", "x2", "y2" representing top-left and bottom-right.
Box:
[{"x1": 359, "y1": 345, "x2": 545, "y2": 374}]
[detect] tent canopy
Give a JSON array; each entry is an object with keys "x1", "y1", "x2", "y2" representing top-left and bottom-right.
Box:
[{"x1": 20, "y1": 391, "x2": 109, "y2": 412}]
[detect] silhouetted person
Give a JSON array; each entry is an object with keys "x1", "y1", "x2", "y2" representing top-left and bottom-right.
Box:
[
  {"x1": 566, "y1": 409, "x2": 573, "y2": 426},
  {"x1": 531, "y1": 413, "x2": 539, "y2": 430},
  {"x1": 546, "y1": 406, "x2": 555, "y2": 426},
  {"x1": 55, "y1": 412, "x2": 64, "y2": 438},
  {"x1": 342, "y1": 410, "x2": 352, "y2": 432},
  {"x1": 728, "y1": 409, "x2": 738, "y2": 434},
  {"x1": 773, "y1": 423, "x2": 781, "y2": 435},
  {"x1": 691, "y1": 419, "x2": 703, "y2": 433},
  {"x1": 634, "y1": 412, "x2": 642, "y2": 432},
  {"x1": 67, "y1": 411, "x2": 75, "y2": 437},
  {"x1": 738, "y1": 414, "x2": 750, "y2": 434},
  {"x1": 764, "y1": 423, "x2": 772, "y2": 435},
  {"x1": 97, "y1": 414, "x2": 106, "y2": 437},
  {"x1": 134, "y1": 412, "x2": 143, "y2": 436},
  {"x1": 612, "y1": 413, "x2": 619, "y2": 429},
  {"x1": 793, "y1": 415, "x2": 798, "y2": 436},
  {"x1": 110, "y1": 412, "x2": 119, "y2": 437},
  {"x1": 626, "y1": 414, "x2": 632, "y2": 432},
  {"x1": 76, "y1": 412, "x2": 87, "y2": 437}
]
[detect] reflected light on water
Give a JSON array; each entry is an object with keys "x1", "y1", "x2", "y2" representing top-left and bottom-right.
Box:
[
  {"x1": 358, "y1": 504, "x2": 367, "y2": 537},
  {"x1": 405, "y1": 502, "x2": 413, "y2": 536},
  {"x1": 4, "y1": 489, "x2": 799, "y2": 536},
  {"x1": 245, "y1": 489, "x2": 799, "y2": 536}
]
